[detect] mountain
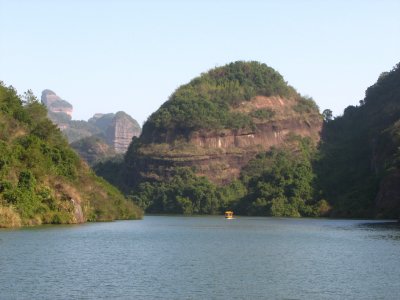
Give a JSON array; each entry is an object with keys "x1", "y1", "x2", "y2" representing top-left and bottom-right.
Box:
[
  {"x1": 41, "y1": 89, "x2": 73, "y2": 118},
  {"x1": 0, "y1": 84, "x2": 142, "y2": 227},
  {"x1": 95, "y1": 61, "x2": 399, "y2": 219},
  {"x1": 317, "y1": 63, "x2": 400, "y2": 218},
  {"x1": 41, "y1": 89, "x2": 73, "y2": 130},
  {"x1": 40, "y1": 90, "x2": 141, "y2": 164},
  {"x1": 95, "y1": 61, "x2": 324, "y2": 216},
  {"x1": 90, "y1": 111, "x2": 141, "y2": 154},
  {"x1": 70, "y1": 111, "x2": 141, "y2": 164},
  {"x1": 127, "y1": 61, "x2": 322, "y2": 185},
  {"x1": 70, "y1": 135, "x2": 116, "y2": 166}
]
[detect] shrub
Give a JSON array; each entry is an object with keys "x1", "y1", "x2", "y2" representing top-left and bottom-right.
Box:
[
  {"x1": 250, "y1": 108, "x2": 276, "y2": 120},
  {"x1": 0, "y1": 205, "x2": 22, "y2": 228},
  {"x1": 142, "y1": 61, "x2": 298, "y2": 139}
]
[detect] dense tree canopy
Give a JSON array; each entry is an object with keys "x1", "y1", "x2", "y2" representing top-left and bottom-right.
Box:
[
  {"x1": 316, "y1": 63, "x2": 400, "y2": 217},
  {"x1": 125, "y1": 136, "x2": 328, "y2": 217},
  {"x1": 141, "y1": 61, "x2": 308, "y2": 141}
]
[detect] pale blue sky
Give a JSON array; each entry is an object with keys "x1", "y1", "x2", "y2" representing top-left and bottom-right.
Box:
[{"x1": 1, "y1": 0, "x2": 399, "y2": 125}]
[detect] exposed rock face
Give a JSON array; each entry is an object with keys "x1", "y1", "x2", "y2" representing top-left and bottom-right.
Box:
[
  {"x1": 41, "y1": 89, "x2": 142, "y2": 161},
  {"x1": 68, "y1": 112, "x2": 141, "y2": 163},
  {"x1": 124, "y1": 62, "x2": 323, "y2": 187},
  {"x1": 87, "y1": 111, "x2": 142, "y2": 153},
  {"x1": 107, "y1": 112, "x2": 141, "y2": 153},
  {"x1": 41, "y1": 89, "x2": 73, "y2": 118},
  {"x1": 71, "y1": 198, "x2": 85, "y2": 223},
  {"x1": 133, "y1": 96, "x2": 322, "y2": 185},
  {"x1": 190, "y1": 118, "x2": 319, "y2": 149}
]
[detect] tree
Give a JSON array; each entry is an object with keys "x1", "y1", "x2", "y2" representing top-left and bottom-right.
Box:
[
  {"x1": 322, "y1": 109, "x2": 333, "y2": 122},
  {"x1": 22, "y1": 89, "x2": 38, "y2": 105}
]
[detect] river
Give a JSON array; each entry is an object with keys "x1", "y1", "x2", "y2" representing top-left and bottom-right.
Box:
[{"x1": 1, "y1": 216, "x2": 399, "y2": 299}]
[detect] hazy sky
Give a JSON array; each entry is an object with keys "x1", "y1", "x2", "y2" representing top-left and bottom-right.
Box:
[{"x1": 1, "y1": 0, "x2": 399, "y2": 125}]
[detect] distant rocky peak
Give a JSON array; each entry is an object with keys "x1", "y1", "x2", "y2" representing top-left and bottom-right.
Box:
[
  {"x1": 41, "y1": 89, "x2": 57, "y2": 100},
  {"x1": 41, "y1": 89, "x2": 142, "y2": 156},
  {"x1": 92, "y1": 113, "x2": 105, "y2": 119},
  {"x1": 88, "y1": 111, "x2": 142, "y2": 153},
  {"x1": 41, "y1": 89, "x2": 73, "y2": 118},
  {"x1": 89, "y1": 111, "x2": 141, "y2": 153},
  {"x1": 102, "y1": 111, "x2": 142, "y2": 153}
]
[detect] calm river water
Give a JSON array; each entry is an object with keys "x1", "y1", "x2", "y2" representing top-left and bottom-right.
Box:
[{"x1": 1, "y1": 216, "x2": 400, "y2": 299}]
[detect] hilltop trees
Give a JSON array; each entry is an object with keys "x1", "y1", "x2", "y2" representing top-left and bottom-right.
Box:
[{"x1": 141, "y1": 61, "x2": 308, "y2": 140}]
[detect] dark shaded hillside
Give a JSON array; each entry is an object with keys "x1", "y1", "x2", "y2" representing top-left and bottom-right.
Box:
[
  {"x1": 0, "y1": 83, "x2": 142, "y2": 227},
  {"x1": 70, "y1": 135, "x2": 116, "y2": 165},
  {"x1": 317, "y1": 63, "x2": 400, "y2": 218}
]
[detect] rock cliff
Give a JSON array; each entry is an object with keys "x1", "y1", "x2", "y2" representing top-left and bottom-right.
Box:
[
  {"x1": 125, "y1": 61, "x2": 322, "y2": 185},
  {"x1": 135, "y1": 98, "x2": 321, "y2": 184},
  {"x1": 41, "y1": 89, "x2": 73, "y2": 118},
  {"x1": 41, "y1": 89, "x2": 141, "y2": 162},
  {"x1": 106, "y1": 112, "x2": 142, "y2": 154}
]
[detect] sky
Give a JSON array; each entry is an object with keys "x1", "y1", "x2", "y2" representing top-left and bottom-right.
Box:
[{"x1": 0, "y1": 0, "x2": 399, "y2": 125}]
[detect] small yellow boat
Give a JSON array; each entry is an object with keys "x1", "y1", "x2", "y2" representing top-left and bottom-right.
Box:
[{"x1": 225, "y1": 211, "x2": 234, "y2": 219}]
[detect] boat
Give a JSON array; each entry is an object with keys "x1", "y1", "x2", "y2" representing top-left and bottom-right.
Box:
[{"x1": 225, "y1": 211, "x2": 234, "y2": 219}]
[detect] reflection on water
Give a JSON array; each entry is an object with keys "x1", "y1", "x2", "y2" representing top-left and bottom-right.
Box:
[
  {"x1": 358, "y1": 221, "x2": 400, "y2": 241},
  {"x1": 359, "y1": 221, "x2": 400, "y2": 230}
]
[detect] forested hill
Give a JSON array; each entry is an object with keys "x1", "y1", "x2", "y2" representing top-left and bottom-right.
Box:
[
  {"x1": 317, "y1": 63, "x2": 400, "y2": 218},
  {"x1": 0, "y1": 83, "x2": 142, "y2": 228},
  {"x1": 94, "y1": 61, "x2": 400, "y2": 219},
  {"x1": 142, "y1": 61, "x2": 311, "y2": 142},
  {"x1": 96, "y1": 61, "x2": 326, "y2": 217},
  {"x1": 124, "y1": 61, "x2": 321, "y2": 186}
]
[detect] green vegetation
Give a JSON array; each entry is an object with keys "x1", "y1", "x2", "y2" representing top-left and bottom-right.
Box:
[
  {"x1": 130, "y1": 167, "x2": 247, "y2": 215},
  {"x1": 0, "y1": 83, "x2": 142, "y2": 227},
  {"x1": 250, "y1": 108, "x2": 276, "y2": 120},
  {"x1": 58, "y1": 111, "x2": 141, "y2": 165},
  {"x1": 63, "y1": 120, "x2": 101, "y2": 143},
  {"x1": 237, "y1": 137, "x2": 329, "y2": 217},
  {"x1": 132, "y1": 168, "x2": 221, "y2": 214},
  {"x1": 316, "y1": 63, "x2": 400, "y2": 218},
  {"x1": 94, "y1": 61, "x2": 400, "y2": 219},
  {"x1": 293, "y1": 96, "x2": 320, "y2": 114},
  {"x1": 93, "y1": 61, "x2": 325, "y2": 217},
  {"x1": 126, "y1": 136, "x2": 328, "y2": 217},
  {"x1": 93, "y1": 155, "x2": 125, "y2": 188},
  {"x1": 142, "y1": 61, "x2": 308, "y2": 140},
  {"x1": 70, "y1": 135, "x2": 116, "y2": 165}
]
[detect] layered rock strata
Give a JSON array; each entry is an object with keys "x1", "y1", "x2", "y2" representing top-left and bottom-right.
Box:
[{"x1": 134, "y1": 95, "x2": 322, "y2": 185}]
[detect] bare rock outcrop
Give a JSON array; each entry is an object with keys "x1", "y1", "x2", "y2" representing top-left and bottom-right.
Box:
[
  {"x1": 104, "y1": 112, "x2": 141, "y2": 153},
  {"x1": 41, "y1": 89, "x2": 73, "y2": 118},
  {"x1": 41, "y1": 89, "x2": 141, "y2": 162},
  {"x1": 133, "y1": 95, "x2": 322, "y2": 185}
]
